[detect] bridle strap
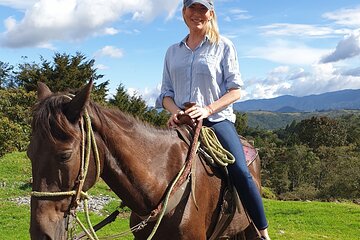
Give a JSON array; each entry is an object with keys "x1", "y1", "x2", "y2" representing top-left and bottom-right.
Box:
[{"x1": 31, "y1": 105, "x2": 101, "y2": 240}]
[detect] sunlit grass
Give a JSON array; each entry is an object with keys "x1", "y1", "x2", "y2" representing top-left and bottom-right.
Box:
[
  {"x1": 1, "y1": 152, "x2": 359, "y2": 239},
  {"x1": 264, "y1": 199, "x2": 360, "y2": 240}
]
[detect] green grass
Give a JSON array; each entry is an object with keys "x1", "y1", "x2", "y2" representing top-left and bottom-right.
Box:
[
  {"x1": 0, "y1": 152, "x2": 32, "y2": 198},
  {"x1": 264, "y1": 199, "x2": 360, "y2": 240},
  {"x1": 1, "y1": 152, "x2": 359, "y2": 239}
]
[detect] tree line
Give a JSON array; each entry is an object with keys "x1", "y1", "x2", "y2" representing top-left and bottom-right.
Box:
[
  {"x1": 1, "y1": 53, "x2": 359, "y2": 201},
  {"x1": 0, "y1": 53, "x2": 170, "y2": 156},
  {"x1": 237, "y1": 115, "x2": 360, "y2": 201}
]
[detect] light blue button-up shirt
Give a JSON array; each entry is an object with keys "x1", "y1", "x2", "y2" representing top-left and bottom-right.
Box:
[{"x1": 156, "y1": 35, "x2": 243, "y2": 123}]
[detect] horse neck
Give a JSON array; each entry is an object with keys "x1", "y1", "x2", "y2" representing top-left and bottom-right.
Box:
[{"x1": 90, "y1": 106, "x2": 188, "y2": 215}]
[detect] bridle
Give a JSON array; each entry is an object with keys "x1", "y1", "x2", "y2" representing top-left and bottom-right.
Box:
[{"x1": 31, "y1": 106, "x2": 101, "y2": 240}]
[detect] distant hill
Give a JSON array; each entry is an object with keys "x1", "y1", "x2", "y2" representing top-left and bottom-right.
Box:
[
  {"x1": 234, "y1": 89, "x2": 360, "y2": 112},
  {"x1": 244, "y1": 109, "x2": 360, "y2": 130}
]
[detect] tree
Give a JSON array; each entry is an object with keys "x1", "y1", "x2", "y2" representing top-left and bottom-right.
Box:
[
  {"x1": 109, "y1": 84, "x2": 132, "y2": 112},
  {"x1": 315, "y1": 146, "x2": 360, "y2": 199},
  {"x1": 234, "y1": 112, "x2": 248, "y2": 135},
  {"x1": 0, "y1": 61, "x2": 16, "y2": 89},
  {"x1": 339, "y1": 114, "x2": 360, "y2": 149},
  {"x1": 15, "y1": 52, "x2": 109, "y2": 103},
  {"x1": 264, "y1": 146, "x2": 290, "y2": 195},
  {"x1": 143, "y1": 109, "x2": 170, "y2": 128},
  {"x1": 128, "y1": 94, "x2": 148, "y2": 118},
  {"x1": 108, "y1": 84, "x2": 169, "y2": 127},
  {"x1": 0, "y1": 117, "x2": 24, "y2": 157},
  {"x1": 276, "y1": 120, "x2": 301, "y2": 146},
  {"x1": 292, "y1": 116, "x2": 347, "y2": 149},
  {"x1": 285, "y1": 145, "x2": 319, "y2": 192},
  {"x1": 0, "y1": 88, "x2": 36, "y2": 156}
]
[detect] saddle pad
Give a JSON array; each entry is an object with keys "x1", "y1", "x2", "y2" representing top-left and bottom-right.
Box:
[{"x1": 243, "y1": 145, "x2": 258, "y2": 166}]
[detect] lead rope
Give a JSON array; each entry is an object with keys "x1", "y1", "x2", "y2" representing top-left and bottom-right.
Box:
[
  {"x1": 70, "y1": 109, "x2": 99, "y2": 240},
  {"x1": 146, "y1": 163, "x2": 187, "y2": 240}
]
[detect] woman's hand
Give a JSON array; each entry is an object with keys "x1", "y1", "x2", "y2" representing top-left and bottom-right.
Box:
[
  {"x1": 185, "y1": 105, "x2": 213, "y2": 121},
  {"x1": 167, "y1": 110, "x2": 185, "y2": 128}
]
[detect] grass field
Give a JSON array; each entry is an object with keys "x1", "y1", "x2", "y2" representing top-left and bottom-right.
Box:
[{"x1": 1, "y1": 152, "x2": 359, "y2": 239}]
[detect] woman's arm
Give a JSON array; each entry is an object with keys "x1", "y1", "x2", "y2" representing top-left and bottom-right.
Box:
[
  {"x1": 163, "y1": 96, "x2": 181, "y2": 115},
  {"x1": 163, "y1": 96, "x2": 184, "y2": 127},
  {"x1": 186, "y1": 88, "x2": 241, "y2": 120}
]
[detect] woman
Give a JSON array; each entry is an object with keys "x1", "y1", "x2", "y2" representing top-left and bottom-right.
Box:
[{"x1": 156, "y1": 0, "x2": 270, "y2": 239}]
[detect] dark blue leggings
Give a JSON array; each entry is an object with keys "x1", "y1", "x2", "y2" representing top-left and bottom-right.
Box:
[{"x1": 203, "y1": 119, "x2": 268, "y2": 230}]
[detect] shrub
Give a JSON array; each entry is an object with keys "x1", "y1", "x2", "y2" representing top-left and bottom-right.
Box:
[
  {"x1": 261, "y1": 187, "x2": 277, "y2": 200},
  {"x1": 0, "y1": 88, "x2": 35, "y2": 157}
]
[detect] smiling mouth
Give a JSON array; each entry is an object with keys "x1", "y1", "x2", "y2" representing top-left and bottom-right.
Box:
[{"x1": 191, "y1": 18, "x2": 204, "y2": 24}]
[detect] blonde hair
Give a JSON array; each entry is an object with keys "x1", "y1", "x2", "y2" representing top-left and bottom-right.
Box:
[{"x1": 207, "y1": 10, "x2": 220, "y2": 44}]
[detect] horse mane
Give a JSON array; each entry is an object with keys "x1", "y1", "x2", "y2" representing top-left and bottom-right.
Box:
[
  {"x1": 31, "y1": 93, "x2": 171, "y2": 144},
  {"x1": 31, "y1": 93, "x2": 79, "y2": 143},
  {"x1": 89, "y1": 101, "x2": 171, "y2": 138}
]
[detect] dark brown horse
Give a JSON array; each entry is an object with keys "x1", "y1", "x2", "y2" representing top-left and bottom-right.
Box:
[{"x1": 28, "y1": 80, "x2": 261, "y2": 240}]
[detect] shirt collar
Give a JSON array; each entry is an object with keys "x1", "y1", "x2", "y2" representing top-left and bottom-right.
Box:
[{"x1": 179, "y1": 34, "x2": 210, "y2": 47}]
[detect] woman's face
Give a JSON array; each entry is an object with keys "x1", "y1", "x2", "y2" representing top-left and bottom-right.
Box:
[{"x1": 183, "y1": 3, "x2": 213, "y2": 33}]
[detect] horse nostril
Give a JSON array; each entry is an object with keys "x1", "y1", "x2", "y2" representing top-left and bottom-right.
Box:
[{"x1": 44, "y1": 234, "x2": 52, "y2": 240}]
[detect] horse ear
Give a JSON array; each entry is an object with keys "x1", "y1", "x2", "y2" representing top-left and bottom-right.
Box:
[
  {"x1": 37, "y1": 82, "x2": 52, "y2": 101},
  {"x1": 65, "y1": 80, "x2": 93, "y2": 123}
]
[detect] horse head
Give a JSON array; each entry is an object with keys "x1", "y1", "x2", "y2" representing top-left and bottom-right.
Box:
[{"x1": 27, "y1": 81, "x2": 98, "y2": 240}]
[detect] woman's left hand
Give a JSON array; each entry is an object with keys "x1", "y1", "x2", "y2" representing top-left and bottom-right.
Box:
[{"x1": 185, "y1": 105, "x2": 212, "y2": 121}]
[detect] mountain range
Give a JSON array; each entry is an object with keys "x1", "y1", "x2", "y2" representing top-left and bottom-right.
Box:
[{"x1": 234, "y1": 89, "x2": 360, "y2": 112}]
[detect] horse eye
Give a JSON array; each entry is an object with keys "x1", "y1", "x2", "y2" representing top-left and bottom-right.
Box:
[{"x1": 58, "y1": 151, "x2": 72, "y2": 162}]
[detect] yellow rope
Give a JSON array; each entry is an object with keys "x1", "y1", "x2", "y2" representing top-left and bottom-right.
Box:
[
  {"x1": 31, "y1": 190, "x2": 89, "y2": 198},
  {"x1": 84, "y1": 198, "x2": 99, "y2": 240},
  {"x1": 147, "y1": 163, "x2": 187, "y2": 240},
  {"x1": 200, "y1": 127, "x2": 235, "y2": 167}
]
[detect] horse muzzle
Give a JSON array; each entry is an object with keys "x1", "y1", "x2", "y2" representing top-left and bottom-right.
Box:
[
  {"x1": 30, "y1": 198, "x2": 69, "y2": 240},
  {"x1": 30, "y1": 217, "x2": 68, "y2": 240}
]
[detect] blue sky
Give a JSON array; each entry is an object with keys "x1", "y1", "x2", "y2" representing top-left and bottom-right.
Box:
[{"x1": 0, "y1": 0, "x2": 360, "y2": 106}]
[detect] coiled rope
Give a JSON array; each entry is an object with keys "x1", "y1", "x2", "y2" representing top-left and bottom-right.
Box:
[{"x1": 199, "y1": 126, "x2": 235, "y2": 167}]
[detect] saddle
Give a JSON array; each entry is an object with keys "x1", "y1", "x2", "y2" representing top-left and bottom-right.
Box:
[{"x1": 175, "y1": 113, "x2": 260, "y2": 240}]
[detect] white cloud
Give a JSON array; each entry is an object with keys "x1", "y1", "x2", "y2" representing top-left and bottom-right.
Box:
[
  {"x1": 95, "y1": 64, "x2": 109, "y2": 70},
  {"x1": 323, "y1": 6, "x2": 360, "y2": 27},
  {"x1": 4, "y1": 16, "x2": 16, "y2": 31},
  {"x1": 0, "y1": 0, "x2": 37, "y2": 9},
  {"x1": 127, "y1": 84, "x2": 161, "y2": 107},
  {"x1": 342, "y1": 66, "x2": 360, "y2": 76},
  {"x1": 0, "y1": 0, "x2": 179, "y2": 48},
  {"x1": 260, "y1": 6, "x2": 360, "y2": 38},
  {"x1": 95, "y1": 46, "x2": 124, "y2": 58},
  {"x1": 222, "y1": 8, "x2": 251, "y2": 22},
  {"x1": 260, "y1": 23, "x2": 350, "y2": 37},
  {"x1": 229, "y1": 9, "x2": 251, "y2": 20},
  {"x1": 247, "y1": 40, "x2": 330, "y2": 65},
  {"x1": 243, "y1": 63, "x2": 360, "y2": 100},
  {"x1": 321, "y1": 30, "x2": 360, "y2": 63},
  {"x1": 102, "y1": 27, "x2": 119, "y2": 35}
]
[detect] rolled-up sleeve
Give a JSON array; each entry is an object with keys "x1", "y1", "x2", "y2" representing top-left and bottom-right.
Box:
[
  {"x1": 155, "y1": 51, "x2": 174, "y2": 109},
  {"x1": 222, "y1": 39, "x2": 243, "y2": 90}
]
